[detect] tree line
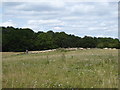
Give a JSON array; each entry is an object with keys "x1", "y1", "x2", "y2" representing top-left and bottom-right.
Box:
[{"x1": 1, "y1": 26, "x2": 120, "y2": 52}]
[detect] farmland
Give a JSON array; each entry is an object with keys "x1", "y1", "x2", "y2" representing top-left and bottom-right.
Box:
[{"x1": 2, "y1": 49, "x2": 118, "y2": 88}]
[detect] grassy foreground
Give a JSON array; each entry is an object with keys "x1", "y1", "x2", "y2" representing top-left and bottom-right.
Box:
[{"x1": 2, "y1": 49, "x2": 118, "y2": 88}]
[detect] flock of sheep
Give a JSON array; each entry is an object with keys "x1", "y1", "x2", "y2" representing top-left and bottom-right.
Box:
[{"x1": 25, "y1": 47, "x2": 117, "y2": 54}]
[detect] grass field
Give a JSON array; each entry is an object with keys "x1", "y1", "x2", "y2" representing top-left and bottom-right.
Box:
[{"x1": 2, "y1": 49, "x2": 118, "y2": 88}]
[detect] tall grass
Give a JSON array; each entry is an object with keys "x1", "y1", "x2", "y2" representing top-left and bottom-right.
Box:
[{"x1": 2, "y1": 49, "x2": 118, "y2": 88}]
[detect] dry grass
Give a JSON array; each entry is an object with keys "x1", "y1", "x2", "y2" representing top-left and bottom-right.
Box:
[{"x1": 2, "y1": 49, "x2": 118, "y2": 88}]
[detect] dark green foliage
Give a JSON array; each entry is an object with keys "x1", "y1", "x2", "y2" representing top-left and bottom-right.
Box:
[
  {"x1": 35, "y1": 32, "x2": 55, "y2": 50},
  {"x1": 1, "y1": 26, "x2": 120, "y2": 52},
  {"x1": 97, "y1": 37, "x2": 120, "y2": 48},
  {"x1": 2, "y1": 27, "x2": 35, "y2": 51},
  {"x1": 81, "y1": 36, "x2": 97, "y2": 48}
]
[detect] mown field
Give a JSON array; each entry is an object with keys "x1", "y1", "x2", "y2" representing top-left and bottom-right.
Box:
[{"x1": 2, "y1": 49, "x2": 118, "y2": 88}]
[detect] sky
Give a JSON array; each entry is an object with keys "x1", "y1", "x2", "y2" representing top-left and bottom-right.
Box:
[{"x1": 1, "y1": 0, "x2": 119, "y2": 38}]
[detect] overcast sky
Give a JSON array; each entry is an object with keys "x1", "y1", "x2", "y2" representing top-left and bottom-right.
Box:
[{"x1": 1, "y1": 1, "x2": 118, "y2": 38}]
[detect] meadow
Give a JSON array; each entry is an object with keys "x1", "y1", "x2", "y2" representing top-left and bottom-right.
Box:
[{"x1": 2, "y1": 49, "x2": 118, "y2": 88}]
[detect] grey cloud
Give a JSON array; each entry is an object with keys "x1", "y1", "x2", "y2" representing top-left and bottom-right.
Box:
[
  {"x1": 3, "y1": 2, "x2": 24, "y2": 7},
  {"x1": 2, "y1": 2, "x2": 118, "y2": 38}
]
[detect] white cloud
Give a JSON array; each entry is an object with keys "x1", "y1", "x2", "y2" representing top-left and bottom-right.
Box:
[
  {"x1": 49, "y1": 0, "x2": 65, "y2": 8},
  {"x1": 2, "y1": 0, "x2": 119, "y2": 2},
  {"x1": 70, "y1": 4, "x2": 95, "y2": 14},
  {"x1": 1, "y1": 2, "x2": 118, "y2": 38},
  {"x1": 21, "y1": 19, "x2": 65, "y2": 32},
  {"x1": 28, "y1": 19, "x2": 63, "y2": 25},
  {"x1": 53, "y1": 26, "x2": 62, "y2": 30},
  {"x1": 0, "y1": 20, "x2": 16, "y2": 27}
]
